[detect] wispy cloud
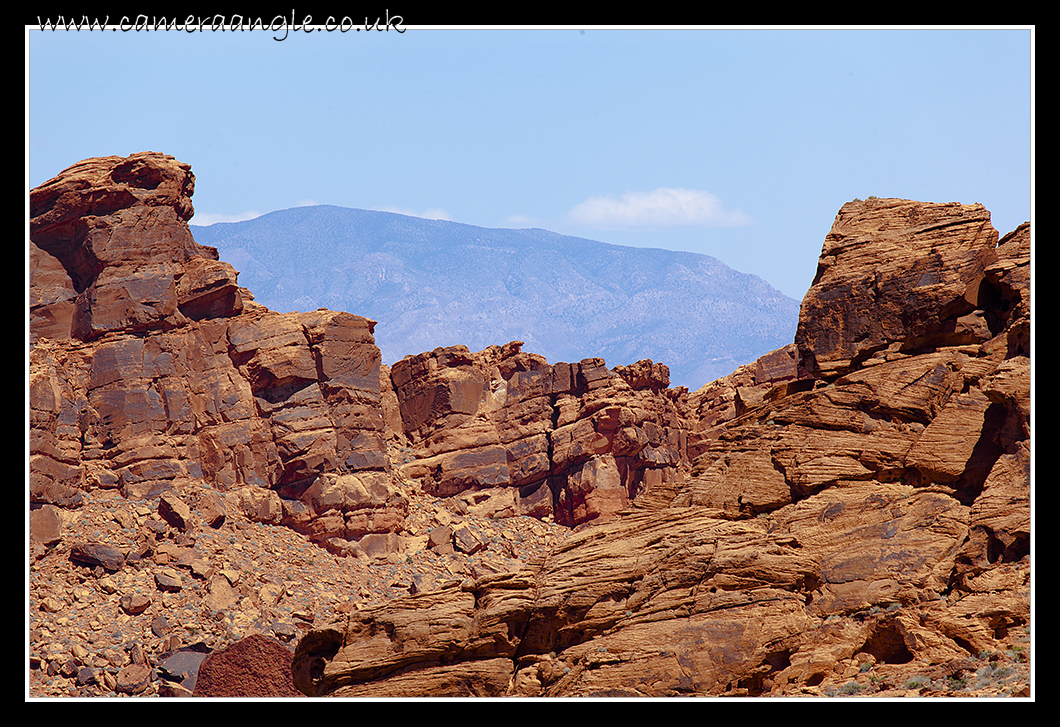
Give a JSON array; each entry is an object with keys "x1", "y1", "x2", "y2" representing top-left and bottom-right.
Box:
[
  {"x1": 568, "y1": 188, "x2": 752, "y2": 229},
  {"x1": 503, "y1": 214, "x2": 538, "y2": 228},
  {"x1": 190, "y1": 210, "x2": 263, "y2": 226},
  {"x1": 376, "y1": 205, "x2": 452, "y2": 221}
]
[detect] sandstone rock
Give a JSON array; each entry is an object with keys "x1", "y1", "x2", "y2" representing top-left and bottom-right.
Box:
[
  {"x1": 158, "y1": 492, "x2": 192, "y2": 531},
  {"x1": 115, "y1": 663, "x2": 152, "y2": 695},
  {"x1": 293, "y1": 198, "x2": 1030, "y2": 698},
  {"x1": 29, "y1": 242, "x2": 78, "y2": 340},
  {"x1": 29, "y1": 505, "x2": 63, "y2": 544},
  {"x1": 194, "y1": 634, "x2": 302, "y2": 697},
  {"x1": 197, "y1": 490, "x2": 227, "y2": 528},
  {"x1": 28, "y1": 157, "x2": 1030, "y2": 699},
  {"x1": 203, "y1": 574, "x2": 240, "y2": 612},
  {"x1": 29, "y1": 152, "x2": 235, "y2": 341},
  {"x1": 391, "y1": 343, "x2": 690, "y2": 527},
  {"x1": 155, "y1": 568, "x2": 183, "y2": 592},
  {"x1": 70, "y1": 542, "x2": 125, "y2": 571},
  {"x1": 797, "y1": 199, "x2": 1000, "y2": 379},
  {"x1": 30, "y1": 154, "x2": 389, "y2": 547},
  {"x1": 120, "y1": 593, "x2": 152, "y2": 616}
]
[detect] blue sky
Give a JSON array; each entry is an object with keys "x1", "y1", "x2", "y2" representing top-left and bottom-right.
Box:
[{"x1": 27, "y1": 24, "x2": 1033, "y2": 300}]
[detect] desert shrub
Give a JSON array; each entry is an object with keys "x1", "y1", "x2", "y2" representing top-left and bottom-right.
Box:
[{"x1": 905, "y1": 674, "x2": 930, "y2": 690}]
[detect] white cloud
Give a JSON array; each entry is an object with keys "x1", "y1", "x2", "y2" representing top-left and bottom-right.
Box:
[
  {"x1": 377, "y1": 205, "x2": 452, "y2": 221},
  {"x1": 567, "y1": 188, "x2": 752, "y2": 229},
  {"x1": 190, "y1": 210, "x2": 263, "y2": 226},
  {"x1": 503, "y1": 214, "x2": 537, "y2": 227}
]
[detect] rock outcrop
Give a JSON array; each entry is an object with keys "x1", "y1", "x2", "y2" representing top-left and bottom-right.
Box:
[
  {"x1": 292, "y1": 198, "x2": 1030, "y2": 698},
  {"x1": 28, "y1": 155, "x2": 1030, "y2": 699},
  {"x1": 386, "y1": 343, "x2": 688, "y2": 527},
  {"x1": 29, "y1": 153, "x2": 396, "y2": 554}
]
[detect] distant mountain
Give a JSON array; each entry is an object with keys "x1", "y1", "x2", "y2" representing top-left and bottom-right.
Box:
[{"x1": 192, "y1": 206, "x2": 799, "y2": 391}]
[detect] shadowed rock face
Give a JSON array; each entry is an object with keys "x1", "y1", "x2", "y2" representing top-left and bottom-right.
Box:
[{"x1": 293, "y1": 199, "x2": 1030, "y2": 698}]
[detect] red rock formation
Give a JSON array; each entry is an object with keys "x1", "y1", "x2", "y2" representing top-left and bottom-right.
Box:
[
  {"x1": 30, "y1": 152, "x2": 237, "y2": 340},
  {"x1": 293, "y1": 198, "x2": 1031, "y2": 698},
  {"x1": 796, "y1": 199, "x2": 1001, "y2": 379},
  {"x1": 29, "y1": 153, "x2": 395, "y2": 551},
  {"x1": 27, "y1": 158, "x2": 1030, "y2": 697},
  {"x1": 387, "y1": 342, "x2": 689, "y2": 526}
]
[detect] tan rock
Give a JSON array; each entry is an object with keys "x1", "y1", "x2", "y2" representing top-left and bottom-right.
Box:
[
  {"x1": 30, "y1": 504, "x2": 63, "y2": 544},
  {"x1": 797, "y1": 199, "x2": 999, "y2": 379}
]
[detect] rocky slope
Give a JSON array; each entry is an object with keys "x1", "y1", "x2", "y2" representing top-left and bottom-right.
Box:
[{"x1": 28, "y1": 154, "x2": 1031, "y2": 698}]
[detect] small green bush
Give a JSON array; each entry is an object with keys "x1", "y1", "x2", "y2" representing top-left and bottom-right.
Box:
[
  {"x1": 945, "y1": 675, "x2": 967, "y2": 691},
  {"x1": 905, "y1": 674, "x2": 930, "y2": 690}
]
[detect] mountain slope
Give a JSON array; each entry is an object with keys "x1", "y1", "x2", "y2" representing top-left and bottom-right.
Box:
[{"x1": 192, "y1": 206, "x2": 799, "y2": 390}]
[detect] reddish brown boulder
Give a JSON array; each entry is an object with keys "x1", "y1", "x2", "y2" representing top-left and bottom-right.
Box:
[{"x1": 194, "y1": 634, "x2": 303, "y2": 697}]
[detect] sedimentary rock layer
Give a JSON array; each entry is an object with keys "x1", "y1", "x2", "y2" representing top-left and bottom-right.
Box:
[
  {"x1": 29, "y1": 153, "x2": 394, "y2": 551},
  {"x1": 386, "y1": 343, "x2": 688, "y2": 526}
]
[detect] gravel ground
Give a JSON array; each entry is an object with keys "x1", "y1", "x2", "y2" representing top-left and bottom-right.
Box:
[{"x1": 28, "y1": 468, "x2": 572, "y2": 698}]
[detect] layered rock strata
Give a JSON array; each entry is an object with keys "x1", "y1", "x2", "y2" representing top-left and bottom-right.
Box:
[
  {"x1": 293, "y1": 198, "x2": 1030, "y2": 697},
  {"x1": 29, "y1": 153, "x2": 396, "y2": 554},
  {"x1": 387, "y1": 343, "x2": 687, "y2": 527}
]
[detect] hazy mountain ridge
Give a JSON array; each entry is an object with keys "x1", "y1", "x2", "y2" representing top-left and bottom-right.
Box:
[{"x1": 192, "y1": 205, "x2": 799, "y2": 390}]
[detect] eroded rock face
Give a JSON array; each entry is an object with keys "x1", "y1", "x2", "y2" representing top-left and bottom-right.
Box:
[
  {"x1": 796, "y1": 199, "x2": 1001, "y2": 379},
  {"x1": 293, "y1": 199, "x2": 1030, "y2": 698},
  {"x1": 29, "y1": 153, "x2": 393, "y2": 550},
  {"x1": 388, "y1": 342, "x2": 689, "y2": 526},
  {"x1": 30, "y1": 152, "x2": 240, "y2": 341}
]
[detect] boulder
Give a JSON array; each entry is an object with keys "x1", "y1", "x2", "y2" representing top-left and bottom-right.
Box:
[
  {"x1": 193, "y1": 635, "x2": 302, "y2": 697},
  {"x1": 797, "y1": 199, "x2": 1000, "y2": 379}
]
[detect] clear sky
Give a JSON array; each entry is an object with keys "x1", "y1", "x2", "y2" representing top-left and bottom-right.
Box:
[{"x1": 27, "y1": 24, "x2": 1033, "y2": 300}]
